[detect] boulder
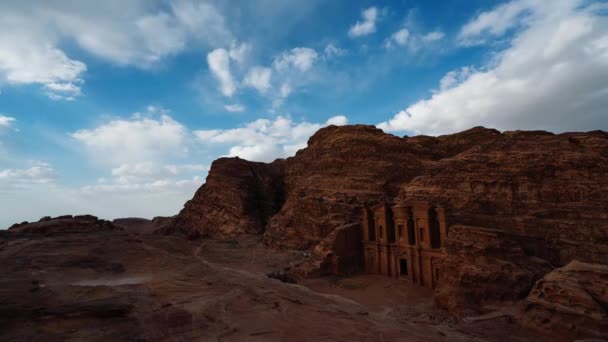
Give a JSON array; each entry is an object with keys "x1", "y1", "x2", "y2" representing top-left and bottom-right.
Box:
[{"x1": 520, "y1": 261, "x2": 608, "y2": 340}]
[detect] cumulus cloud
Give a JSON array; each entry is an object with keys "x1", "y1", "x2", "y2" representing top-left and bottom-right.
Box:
[
  {"x1": 326, "y1": 115, "x2": 349, "y2": 126},
  {"x1": 0, "y1": 162, "x2": 55, "y2": 188},
  {"x1": 349, "y1": 7, "x2": 379, "y2": 37},
  {"x1": 273, "y1": 47, "x2": 319, "y2": 72},
  {"x1": 0, "y1": 1, "x2": 232, "y2": 99},
  {"x1": 385, "y1": 28, "x2": 410, "y2": 48},
  {"x1": 207, "y1": 48, "x2": 236, "y2": 97},
  {"x1": 207, "y1": 42, "x2": 251, "y2": 97},
  {"x1": 71, "y1": 107, "x2": 187, "y2": 165},
  {"x1": 74, "y1": 161, "x2": 208, "y2": 198},
  {"x1": 232, "y1": 46, "x2": 319, "y2": 109},
  {"x1": 378, "y1": 0, "x2": 608, "y2": 135},
  {"x1": 0, "y1": 27, "x2": 86, "y2": 100},
  {"x1": 224, "y1": 104, "x2": 246, "y2": 112},
  {"x1": 194, "y1": 115, "x2": 349, "y2": 162},
  {"x1": 243, "y1": 66, "x2": 272, "y2": 94}
]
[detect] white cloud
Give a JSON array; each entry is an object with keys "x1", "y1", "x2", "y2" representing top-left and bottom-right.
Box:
[
  {"x1": 326, "y1": 115, "x2": 348, "y2": 126},
  {"x1": 0, "y1": 115, "x2": 15, "y2": 129},
  {"x1": 100, "y1": 162, "x2": 208, "y2": 187},
  {"x1": 243, "y1": 66, "x2": 272, "y2": 94},
  {"x1": 422, "y1": 31, "x2": 445, "y2": 42},
  {"x1": 0, "y1": 162, "x2": 55, "y2": 188},
  {"x1": 437, "y1": 67, "x2": 474, "y2": 92},
  {"x1": 385, "y1": 28, "x2": 410, "y2": 48},
  {"x1": 273, "y1": 47, "x2": 319, "y2": 72},
  {"x1": 0, "y1": 28, "x2": 87, "y2": 99},
  {"x1": 207, "y1": 42, "x2": 252, "y2": 97},
  {"x1": 349, "y1": 7, "x2": 379, "y2": 37},
  {"x1": 324, "y1": 43, "x2": 347, "y2": 58},
  {"x1": 457, "y1": 0, "x2": 533, "y2": 46},
  {"x1": 224, "y1": 104, "x2": 246, "y2": 112},
  {"x1": 0, "y1": 1, "x2": 232, "y2": 99},
  {"x1": 169, "y1": 0, "x2": 233, "y2": 47},
  {"x1": 385, "y1": 26, "x2": 446, "y2": 51},
  {"x1": 228, "y1": 41, "x2": 250, "y2": 65},
  {"x1": 71, "y1": 108, "x2": 187, "y2": 166},
  {"x1": 379, "y1": 0, "x2": 608, "y2": 135},
  {"x1": 207, "y1": 48, "x2": 236, "y2": 97},
  {"x1": 194, "y1": 115, "x2": 349, "y2": 162}
]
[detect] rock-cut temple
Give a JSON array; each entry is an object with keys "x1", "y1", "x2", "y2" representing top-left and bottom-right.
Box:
[{"x1": 362, "y1": 201, "x2": 447, "y2": 289}]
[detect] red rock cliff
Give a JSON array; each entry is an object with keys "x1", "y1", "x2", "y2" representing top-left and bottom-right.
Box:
[{"x1": 167, "y1": 125, "x2": 608, "y2": 327}]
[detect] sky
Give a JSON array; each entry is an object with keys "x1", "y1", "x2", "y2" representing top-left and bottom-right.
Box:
[{"x1": 1, "y1": 0, "x2": 607, "y2": 227}]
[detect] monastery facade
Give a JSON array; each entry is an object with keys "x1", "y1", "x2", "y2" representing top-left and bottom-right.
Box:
[{"x1": 362, "y1": 201, "x2": 447, "y2": 289}]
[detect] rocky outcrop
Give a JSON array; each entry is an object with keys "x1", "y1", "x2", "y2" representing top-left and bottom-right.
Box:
[
  {"x1": 398, "y1": 130, "x2": 608, "y2": 314},
  {"x1": 289, "y1": 222, "x2": 362, "y2": 278},
  {"x1": 434, "y1": 225, "x2": 553, "y2": 314},
  {"x1": 264, "y1": 125, "x2": 434, "y2": 249},
  {"x1": 7, "y1": 215, "x2": 121, "y2": 235},
  {"x1": 112, "y1": 216, "x2": 173, "y2": 235},
  {"x1": 161, "y1": 157, "x2": 285, "y2": 238},
  {"x1": 169, "y1": 125, "x2": 608, "y2": 328},
  {"x1": 519, "y1": 261, "x2": 608, "y2": 340}
]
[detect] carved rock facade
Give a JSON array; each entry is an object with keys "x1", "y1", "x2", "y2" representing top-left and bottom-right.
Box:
[{"x1": 361, "y1": 202, "x2": 447, "y2": 289}]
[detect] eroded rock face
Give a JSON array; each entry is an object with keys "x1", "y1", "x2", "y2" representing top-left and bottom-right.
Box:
[
  {"x1": 169, "y1": 125, "x2": 608, "y2": 328},
  {"x1": 434, "y1": 225, "x2": 553, "y2": 314},
  {"x1": 264, "y1": 125, "x2": 434, "y2": 249},
  {"x1": 397, "y1": 130, "x2": 608, "y2": 313},
  {"x1": 520, "y1": 261, "x2": 608, "y2": 340},
  {"x1": 161, "y1": 157, "x2": 285, "y2": 238}
]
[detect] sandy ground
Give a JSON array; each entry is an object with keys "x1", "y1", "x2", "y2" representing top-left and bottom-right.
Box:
[
  {"x1": 0, "y1": 230, "x2": 551, "y2": 341},
  {"x1": 199, "y1": 235, "x2": 552, "y2": 342}
]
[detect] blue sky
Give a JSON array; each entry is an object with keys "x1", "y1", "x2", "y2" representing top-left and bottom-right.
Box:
[{"x1": 1, "y1": 0, "x2": 607, "y2": 226}]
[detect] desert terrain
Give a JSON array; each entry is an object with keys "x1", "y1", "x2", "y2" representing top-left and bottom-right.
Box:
[
  {"x1": 2, "y1": 126, "x2": 607, "y2": 341},
  {"x1": 1, "y1": 216, "x2": 552, "y2": 341}
]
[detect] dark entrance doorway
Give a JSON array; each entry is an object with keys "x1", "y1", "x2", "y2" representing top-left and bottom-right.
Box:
[{"x1": 399, "y1": 259, "x2": 408, "y2": 276}]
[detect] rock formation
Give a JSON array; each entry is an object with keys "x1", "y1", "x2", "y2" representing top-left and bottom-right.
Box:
[
  {"x1": 520, "y1": 261, "x2": 608, "y2": 340},
  {"x1": 160, "y1": 157, "x2": 285, "y2": 238},
  {"x1": 8, "y1": 215, "x2": 121, "y2": 235},
  {"x1": 167, "y1": 125, "x2": 608, "y2": 338}
]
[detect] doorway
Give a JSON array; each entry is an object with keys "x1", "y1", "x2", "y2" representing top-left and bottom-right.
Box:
[{"x1": 399, "y1": 259, "x2": 408, "y2": 276}]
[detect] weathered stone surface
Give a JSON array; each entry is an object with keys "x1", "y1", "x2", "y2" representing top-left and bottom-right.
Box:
[
  {"x1": 170, "y1": 125, "x2": 608, "y2": 330},
  {"x1": 161, "y1": 157, "x2": 285, "y2": 238},
  {"x1": 434, "y1": 225, "x2": 553, "y2": 314},
  {"x1": 520, "y1": 261, "x2": 608, "y2": 340},
  {"x1": 263, "y1": 125, "x2": 432, "y2": 250}
]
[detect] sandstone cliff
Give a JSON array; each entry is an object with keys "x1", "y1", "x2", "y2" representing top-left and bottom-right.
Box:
[
  {"x1": 167, "y1": 125, "x2": 608, "y2": 337},
  {"x1": 160, "y1": 157, "x2": 285, "y2": 238}
]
